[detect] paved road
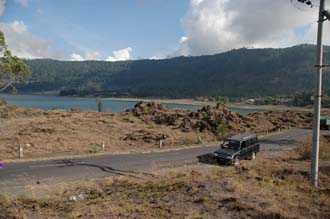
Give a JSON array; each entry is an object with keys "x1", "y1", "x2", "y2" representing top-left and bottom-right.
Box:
[{"x1": 0, "y1": 128, "x2": 315, "y2": 194}]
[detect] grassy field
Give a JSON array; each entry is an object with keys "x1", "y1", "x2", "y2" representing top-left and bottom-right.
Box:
[
  {"x1": 1, "y1": 147, "x2": 329, "y2": 219},
  {"x1": 0, "y1": 102, "x2": 312, "y2": 161}
]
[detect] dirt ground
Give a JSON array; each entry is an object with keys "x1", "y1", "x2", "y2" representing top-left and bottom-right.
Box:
[
  {"x1": 0, "y1": 148, "x2": 329, "y2": 219},
  {"x1": 0, "y1": 102, "x2": 312, "y2": 160}
]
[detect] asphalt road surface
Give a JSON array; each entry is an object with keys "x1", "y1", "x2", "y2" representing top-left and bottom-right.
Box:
[{"x1": 0, "y1": 128, "x2": 317, "y2": 194}]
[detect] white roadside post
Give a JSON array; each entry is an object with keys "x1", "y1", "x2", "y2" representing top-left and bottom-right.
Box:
[
  {"x1": 19, "y1": 144, "x2": 23, "y2": 159},
  {"x1": 102, "y1": 141, "x2": 105, "y2": 152},
  {"x1": 198, "y1": 136, "x2": 202, "y2": 144}
]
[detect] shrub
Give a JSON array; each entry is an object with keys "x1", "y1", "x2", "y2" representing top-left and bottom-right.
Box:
[
  {"x1": 88, "y1": 144, "x2": 103, "y2": 154},
  {"x1": 296, "y1": 136, "x2": 330, "y2": 160}
]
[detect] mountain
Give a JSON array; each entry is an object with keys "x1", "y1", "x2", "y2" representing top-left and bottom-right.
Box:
[{"x1": 17, "y1": 44, "x2": 330, "y2": 98}]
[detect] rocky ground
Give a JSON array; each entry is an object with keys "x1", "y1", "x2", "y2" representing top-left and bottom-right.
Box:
[
  {"x1": 0, "y1": 101, "x2": 312, "y2": 160},
  {"x1": 124, "y1": 102, "x2": 311, "y2": 134}
]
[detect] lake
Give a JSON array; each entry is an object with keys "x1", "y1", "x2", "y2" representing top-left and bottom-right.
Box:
[{"x1": 0, "y1": 94, "x2": 264, "y2": 114}]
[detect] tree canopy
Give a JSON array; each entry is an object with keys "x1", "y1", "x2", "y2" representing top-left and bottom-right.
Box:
[
  {"x1": 0, "y1": 31, "x2": 30, "y2": 93},
  {"x1": 15, "y1": 44, "x2": 328, "y2": 98}
]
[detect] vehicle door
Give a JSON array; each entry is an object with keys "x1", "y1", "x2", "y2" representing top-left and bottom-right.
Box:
[
  {"x1": 240, "y1": 141, "x2": 249, "y2": 158},
  {"x1": 248, "y1": 137, "x2": 259, "y2": 153},
  {"x1": 254, "y1": 137, "x2": 260, "y2": 152}
]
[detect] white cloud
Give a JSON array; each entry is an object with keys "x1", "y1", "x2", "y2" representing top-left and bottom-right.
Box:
[
  {"x1": 85, "y1": 51, "x2": 100, "y2": 60},
  {"x1": 149, "y1": 56, "x2": 163, "y2": 60},
  {"x1": 70, "y1": 53, "x2": 84, "y2": 61},
  {"x1": 175, "y1": 0, "x2": 330, "y2": 56},
  {"x1": 106, "y1": 47, "x2": 132, "y2": 62},
  {"x1": 10, "y1": 20, "x2": 27, "y2": 33},
  {"x1": 0, "y1": 20, "x2": 65, "y2": 59},
  {"x1": 179, "y1": 36, "x2": 188, "y2": 44},
  {"x1": 0, "y1": 0, "x2": 5, "y2": 16},
  {"x1": 15, "y1": 0, "x2": 29, "y2": 7},
  {"x1": 70, "y1": 51, "x2": 101, "y2": 61}
]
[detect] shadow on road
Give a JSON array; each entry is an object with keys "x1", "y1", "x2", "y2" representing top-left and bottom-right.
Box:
[
  {"x1": 197, "y1": 153, "x2": 218, "y2": 165},
  {"x1": 55, "y1": 160, "x2": 154, "y2": 179},
  {"x1": 259, "y1": 139, "x2": 297, "y2": 146}
]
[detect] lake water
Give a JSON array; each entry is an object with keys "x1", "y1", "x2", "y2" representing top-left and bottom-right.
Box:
[{"x1": 0, "y1": 94, "x2": 263, "y2": 114}]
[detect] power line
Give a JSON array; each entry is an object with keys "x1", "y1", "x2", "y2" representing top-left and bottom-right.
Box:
[
  {"x1": 291, "y1": 0, "x2": 318, "y2": 11},
  {"x1": 297, "y1": 0, "x2": 314, "y2": 7}
]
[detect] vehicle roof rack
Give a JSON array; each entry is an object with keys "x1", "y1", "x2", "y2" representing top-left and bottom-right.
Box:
[{"x1": 226, "y1": 133, "x2": 256, "y2": 142}]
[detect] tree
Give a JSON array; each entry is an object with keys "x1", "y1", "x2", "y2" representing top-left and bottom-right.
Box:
[{"x1": 0, "y1": 31, "x2": 30, "y2": 93}]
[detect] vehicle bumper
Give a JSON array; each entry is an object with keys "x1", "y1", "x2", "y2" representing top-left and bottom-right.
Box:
[{"x1": 214, "y1": 156, "x2": 232, "y2": 164}]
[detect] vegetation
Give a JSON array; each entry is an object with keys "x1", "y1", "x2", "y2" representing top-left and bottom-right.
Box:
[
  {"x1": 0, "y1": 31, "x2": 30, "y2": 93},
  {"x1": 96, "y1": 97, "x2": 103, "y2": 112},
  {"x1": 15, "y1": 44, "x2": 330, "y2": 98},
  {"x1": 296, "y1": 136, "x2": 330, "y2": 160},
  {"x1": 1, "y1": 150, "x2": 329, "y2": 219},
  {"x1": 291, "y1": 91, "x2": 330, "y2": 107},
  {"x1": 0, "y1": 102, "x2": 312, "y2": 160}
]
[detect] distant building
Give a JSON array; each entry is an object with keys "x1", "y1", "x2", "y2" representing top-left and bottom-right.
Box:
[{"x1": 245, "y1": 99, "x2": 255, "y2": 104}]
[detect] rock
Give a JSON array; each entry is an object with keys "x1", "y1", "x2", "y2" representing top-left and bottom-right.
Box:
[
  {"x1": 69, "y1": 192, "x2": 86, "y2": 202},
  {"x1": 124, "y1": 101, "x2": 312, "y2": 135},
  {"x1": 123, "y1": 130, "x2": 168, "y2": 143}
]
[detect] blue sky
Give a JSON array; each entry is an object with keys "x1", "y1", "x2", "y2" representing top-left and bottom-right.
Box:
[
  {"x1": 1, "y1": 0, "x2": 189, "y2": 60},
  {"x1": 0, "y1": 0, "x2": 326, "y2": 61}
]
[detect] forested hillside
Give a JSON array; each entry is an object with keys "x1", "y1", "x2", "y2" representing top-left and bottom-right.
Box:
[{"x1": 17, "y1": 44, "x2": 330, "y2": 98}]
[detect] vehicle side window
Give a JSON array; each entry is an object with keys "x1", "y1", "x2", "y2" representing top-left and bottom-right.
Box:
[
  {"x1": 241, "y1": 141, "x2": 247, "y2": 149},
  {"x1": 250, "y1": 137, "x2": 257, "y2": 145}
]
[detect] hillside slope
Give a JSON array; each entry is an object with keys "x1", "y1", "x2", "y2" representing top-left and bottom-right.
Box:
[{"x1": 18, "y1": 44, "x2": 330, "y2": 98}]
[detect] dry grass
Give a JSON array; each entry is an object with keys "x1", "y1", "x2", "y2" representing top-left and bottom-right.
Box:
[
  {"x1": 296, "y1": 135, "x2": 330, "y2": 160},
  {"x1": 1, "y1": 150, "x2": 329, "y2": 219},
  {"x1": 0, "y1": 103, "x2": 312, "y2": 161},
  {"x1": 0, "y1": 106, "x2": 213, "y2": 161}
]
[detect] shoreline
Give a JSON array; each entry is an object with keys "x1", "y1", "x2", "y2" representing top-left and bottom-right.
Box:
[
  {"x1": 108, "y1": 97, "x2": 317, "y2": 112},
  {"x1": 107, "y1": 97, "x2": 215, "y2": 106},
  {"x1": 2, "y1": 93, "x2": 322, "y2": 113}
]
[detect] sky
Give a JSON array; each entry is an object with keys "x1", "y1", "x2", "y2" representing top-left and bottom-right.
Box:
[{"x1": 0, "y1": 0, "x2": 330, "y2": 61}]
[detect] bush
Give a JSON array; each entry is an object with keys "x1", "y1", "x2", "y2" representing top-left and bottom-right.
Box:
[
  {"x1": 296, "y1": 136, "x2": 330, "y2": 160},
  {"x1": 216, "y1": 124, "x2": 229, "y2": 140},
  {"x1": 88, "y1": 144, "x2": 103, "y2": 154}
]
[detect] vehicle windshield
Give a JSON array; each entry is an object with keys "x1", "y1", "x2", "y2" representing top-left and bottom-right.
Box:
[{"x1": 222, "y1": 140, "x2": 240, "y2": 150}]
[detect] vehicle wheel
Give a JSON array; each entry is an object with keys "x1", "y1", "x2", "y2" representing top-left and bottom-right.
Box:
[
  {"x1": 251, "y1": 152, "x2": 256, "y2": 160},
  {"x1": 233, "y1": 157, "x2": 240, "y2": 166}
]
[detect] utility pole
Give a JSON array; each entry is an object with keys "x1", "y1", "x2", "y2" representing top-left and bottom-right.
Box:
[{"x1": 311, "y1": 0, "x2": 325, "y2": 188}]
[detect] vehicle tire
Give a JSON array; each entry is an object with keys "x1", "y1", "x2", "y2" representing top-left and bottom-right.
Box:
[
  {"x1": 251, "y1": 152, "x2": 256, "y2": 160},
  {"x1": 233, "y1": 157, "x2": 240, "y2": 166}
]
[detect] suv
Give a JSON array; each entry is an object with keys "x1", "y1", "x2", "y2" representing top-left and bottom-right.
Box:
[{"x1": 213, "y1": 133, "x2": 260, "y2": 165}]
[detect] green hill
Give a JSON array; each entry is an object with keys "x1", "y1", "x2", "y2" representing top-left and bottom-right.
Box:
[{"x1": 17, "y1": 44, "x2": 330, "y2": 98}]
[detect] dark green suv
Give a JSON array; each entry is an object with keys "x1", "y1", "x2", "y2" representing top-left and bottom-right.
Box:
[{"x1": 213, "y1": 133, "x2": 260, "y2": 165}]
